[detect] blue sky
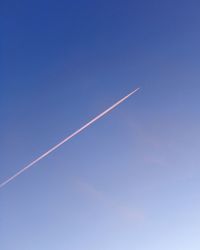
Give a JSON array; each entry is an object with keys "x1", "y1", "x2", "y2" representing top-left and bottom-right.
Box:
[{"x1": 1, "y1": 0, "x2": 200, "y2": 249}]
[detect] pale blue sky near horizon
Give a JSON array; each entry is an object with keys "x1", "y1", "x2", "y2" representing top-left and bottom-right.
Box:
[{"x1": 1, "y1": 0, "x2": 200, "y2": 249}]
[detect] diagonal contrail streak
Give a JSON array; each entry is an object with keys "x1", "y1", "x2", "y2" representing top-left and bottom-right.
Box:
[{"x1": 0, "y1": 88, "x2": 140, "y2": 189}]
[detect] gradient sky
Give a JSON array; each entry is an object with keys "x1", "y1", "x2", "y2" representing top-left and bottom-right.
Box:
[{"x1": 1, "y1": 0, "x2": 200, "y2": 249}]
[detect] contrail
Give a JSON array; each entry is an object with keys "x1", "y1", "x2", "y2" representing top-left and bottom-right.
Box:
[{"x1": 0, "y1": 88, "x2": 140, "y2": 189}]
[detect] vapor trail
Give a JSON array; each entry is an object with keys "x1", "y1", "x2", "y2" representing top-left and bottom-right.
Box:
[{"x1": 0, "y1": 88, "x2": 140, "y2": 189}]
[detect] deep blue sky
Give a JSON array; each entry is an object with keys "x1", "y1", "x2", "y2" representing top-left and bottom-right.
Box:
[{"x1": 1, "y1": 0, "x2": 200, "y2": 249}]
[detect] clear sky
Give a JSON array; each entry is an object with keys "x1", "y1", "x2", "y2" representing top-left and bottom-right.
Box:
[{"x1": 1, "y1": 0, "x2": 200, "y2": 249}]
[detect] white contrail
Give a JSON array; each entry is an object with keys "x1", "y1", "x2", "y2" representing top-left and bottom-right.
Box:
[{"x1": 0, "y1": 88, "x2": 140, "y2": 189}]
